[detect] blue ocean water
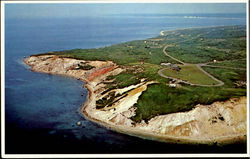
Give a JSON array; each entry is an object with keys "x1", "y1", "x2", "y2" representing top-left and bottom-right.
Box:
[{"x1": 5, "y1": 14, "x2": 246, "y2": 154}]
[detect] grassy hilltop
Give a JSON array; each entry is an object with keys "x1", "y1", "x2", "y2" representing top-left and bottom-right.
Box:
[{"x1": 40, "y1": 25, "x2": 246, "y2": 122}]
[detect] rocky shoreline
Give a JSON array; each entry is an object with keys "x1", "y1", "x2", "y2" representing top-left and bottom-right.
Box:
[{"x1": 24, "y1": 55, "x2": 247, "y2": 146}]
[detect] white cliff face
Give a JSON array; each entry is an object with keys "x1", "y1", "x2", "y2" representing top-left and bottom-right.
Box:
[
  {"x1": 91, "y1": 81, "x2": 156, "y2": 127},
  {"x1": 25, "y1": 55, "x2": 247, "y2": 145},
  {"x1": 137, "y1": 97, "x2": 246, "y2": 141}
]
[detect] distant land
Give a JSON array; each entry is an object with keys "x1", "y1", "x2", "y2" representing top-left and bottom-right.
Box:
[{"x1": 25, "y1": 25, "x2": 246, "y2": 145}]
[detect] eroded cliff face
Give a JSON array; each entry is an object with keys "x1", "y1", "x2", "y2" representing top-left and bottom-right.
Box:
[
  {"x1": 25, "y1": 55, "x2": 119, "y2": 81},
  {"x1": 137, "y1": 97, "x2": 246, "y2": 143},
  {"x1": 25, "y1": 55, "x2": 247, "y2": 145}
]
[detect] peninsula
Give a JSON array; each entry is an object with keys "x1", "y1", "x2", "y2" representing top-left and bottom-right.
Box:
[{"x1": 25, "y1": 25, "x2": 247, "y2": 145}]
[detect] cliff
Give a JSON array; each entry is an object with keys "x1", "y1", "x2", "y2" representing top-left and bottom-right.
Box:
[{"x1": 25, "y1": 55, "x2": 247, "y2": 145}]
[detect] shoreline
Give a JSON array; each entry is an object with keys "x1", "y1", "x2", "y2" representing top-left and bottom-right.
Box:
[
  {"x1": 159, "y1": 24, "x2": 245, "y2": 36},
  {"x1": 24, "y1": 55, "x2": 247, "y2": 146},
  {"x1": 23, "y1": 32, "x2": 247, "y2": 146},
  {"x1": 81, "y1": 80, "x2": 246, "y2": 146}
]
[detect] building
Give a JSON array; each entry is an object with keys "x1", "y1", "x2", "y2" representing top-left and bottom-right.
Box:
[
  {"x1": 161, "y1": 63, "x2": 171, "y2": 66},
  {"x1": 170, "y1": 65, "x2": 181, "y2": 71},
  {"x1": 169, "y1": 83, "x2": 176, "y2": 88},
  {"x1": 161, "y1": 63, "x2": 181, "y2": 71}
]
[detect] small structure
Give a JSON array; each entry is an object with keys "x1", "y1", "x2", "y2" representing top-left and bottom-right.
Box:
[
  {"x1": 213, "y1": 59, "x2": 217, "y2": 63},
  {"x1": 169, "y1": 83, "x2": 176, "y2": 88},
  {"x1": 168, "y1": 79, "x2": 181, "y2": 88},
  {"x1": 170, "y1": 64, "x2": 181, "y2": 71},
  {"x1": 161, "y1": 63, "x2": 181, "y2": 71},
  {"x1": 161, "y1": 63, "x2": 171, "y2": 66},
  {"x1": 126, "y1": 45, "x2": 133, "y2": 49}
]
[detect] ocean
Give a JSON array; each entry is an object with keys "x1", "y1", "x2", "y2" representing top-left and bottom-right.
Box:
[{"x1": 4, "y1": 13, "x2": 246, "y2": 154}]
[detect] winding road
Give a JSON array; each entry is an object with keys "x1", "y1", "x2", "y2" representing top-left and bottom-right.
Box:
[
  {"x1": 157, "y1": 43, "x2": 244, "y2": 87},
  {"x1": 162, "y1": 45, "x2": 185, "y2": 65}
]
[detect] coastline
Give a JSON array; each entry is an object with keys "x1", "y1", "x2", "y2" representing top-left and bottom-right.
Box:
[
  {"x1": 81, "y1": 81, "x2": 246, "y2": 146},
  {"x1": 24, "y1": 55, "x2": 247, "y2": 146},
  {"x1": 159, "y1": 24, "x2": 245, "y2": 36}
]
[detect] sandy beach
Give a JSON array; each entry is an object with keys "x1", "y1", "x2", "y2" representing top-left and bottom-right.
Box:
[
  {"x1": 24, "y1": 55, "x2": 247, "y2": 146},
  {"x1": 82, "y1": 81, "x2": 246, "y2": 146}
]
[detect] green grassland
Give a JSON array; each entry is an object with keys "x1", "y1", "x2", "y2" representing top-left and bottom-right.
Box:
[
  {"x1": 164, "y1": 26, "x2": 246, "y2": 64},
  {"x1": 208, "y1": 58, "x2": 246, "y2": 69},
  {"x1": 161, "y1": 64, "x2": 219, "y2": 85},
  {"x1": 37, "y1": 25, "x2": 246, "y2": 122}
]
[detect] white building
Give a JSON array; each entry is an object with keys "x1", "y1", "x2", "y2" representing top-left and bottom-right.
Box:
[
  {"x1": 161, "y1": 63, "x2": 171, "y2": 66},
  {"x1": 169, "y1": 83, "x2": 176, "y2": 88}
]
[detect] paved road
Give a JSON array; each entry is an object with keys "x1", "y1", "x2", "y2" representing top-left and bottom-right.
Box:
[
  {"x1": 196, "y1": 64, "x2": 224, "y2": 86},
  {"x1": 199, "y1": 63, "x2": 246, "y2": 71},
  {"x1": 158, "y1": 44, "x2": 225, "y2": 87},
  {"x1": 158, "y1": 28, "x2": 247, "y2": 87},
  {"x1": 162, "y1": 45, "x2": 185, "y2": 65}
]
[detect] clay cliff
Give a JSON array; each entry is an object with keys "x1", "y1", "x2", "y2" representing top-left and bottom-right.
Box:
[{"x1": 25, "y1": 55, "x2": 247, "y2": 145}]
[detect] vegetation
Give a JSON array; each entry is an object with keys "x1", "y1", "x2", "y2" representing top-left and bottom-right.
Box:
[
  {"x1": 39, "y1": 25, "x2": 246, "y2": 122},
  {"x1": 161, "y1": 64, "x2": 219, "y2": 85},
  {"x1": 106, "y1": 71, "x2": 141, "y2": 89},
  {"x1": 208, "y1": 58, "x2": 246, "y2": 69},
  {"x1": 202, "y1": 67, "x2": 246, "y2": 87},
  {"x1": 164, "y1": 25, "x2": 246, "y2": 63},
  {"x1": 132, "y1": 74, "x2": 246, "y2": 123}
]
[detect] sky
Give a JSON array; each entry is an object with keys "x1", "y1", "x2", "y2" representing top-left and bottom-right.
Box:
[{"x1": 5, "y1": 3, "x2": 246, "y2": 19}]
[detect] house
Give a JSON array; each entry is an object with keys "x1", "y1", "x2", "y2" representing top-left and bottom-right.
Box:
[
  {"x1": 170, "y1": 64, "x2": 181, "y2": 71},
  {"x1": 161, "y1": 63, "x2": 181, "y2": 71}
]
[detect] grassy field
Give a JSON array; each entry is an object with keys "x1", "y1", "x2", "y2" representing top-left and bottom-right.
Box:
[
  {"x1": 207, "y1": 58, "x2": 246, "y2": 69},
  {"x1": 161, "y1": 64, "x2": 219, "y2": 85},
  {"x1": 164, "y1": 26, "x2": 246, "y2": 63},
  {"x1": 202, "y1": 66, "x2": 246, "y2": 87},
  {"x1": 36, "y1": 25, "x2": 247, "y2": 122}
]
